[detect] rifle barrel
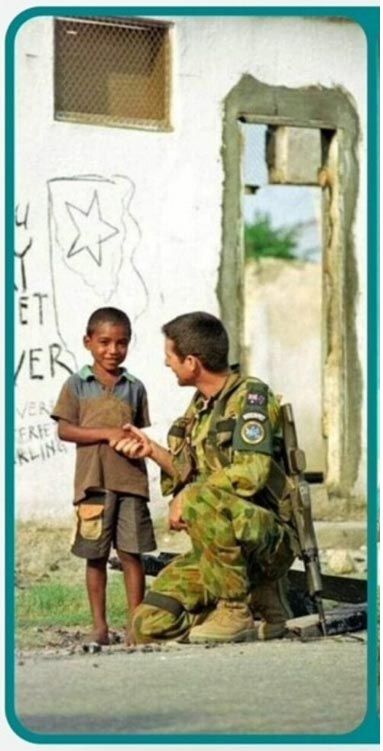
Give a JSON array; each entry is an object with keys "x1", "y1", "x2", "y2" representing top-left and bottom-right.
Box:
[{"x1": 315, "y1": 597, "x2": 328, "y2": 636}]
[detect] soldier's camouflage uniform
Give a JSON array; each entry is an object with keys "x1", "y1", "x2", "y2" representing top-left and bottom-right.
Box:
[{"x1": 133, "y1": 368, "x2": 297, "y2": 643}]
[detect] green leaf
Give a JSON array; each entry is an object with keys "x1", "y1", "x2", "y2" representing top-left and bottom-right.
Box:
[{"x1": 245, "y1": 212, "x2": 299, "y2": 261}]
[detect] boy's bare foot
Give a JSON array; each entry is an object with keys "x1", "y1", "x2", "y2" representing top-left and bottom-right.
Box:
[
  {"x1": 83, "y1": 631, "x2": 122, "y2": 652},
  {"x1": 91, "y1": 630, "x2": 110, "y2": 645}
]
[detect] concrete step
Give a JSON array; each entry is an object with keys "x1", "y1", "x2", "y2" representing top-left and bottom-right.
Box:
[
  {"x1": 310, "y1": 485, "x2": 366, "y2": 522},
  {"x1": 314, "y1": 520, "x2": 367, "y2": 551}
]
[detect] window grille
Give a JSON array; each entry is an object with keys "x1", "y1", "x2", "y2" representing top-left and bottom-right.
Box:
[{"x1": 54, "y1": 17, "x2": 172, "y2": 131}]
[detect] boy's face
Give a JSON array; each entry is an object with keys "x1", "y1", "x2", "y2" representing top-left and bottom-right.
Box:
[{"x1": 84, "y1": 322, "x2": 130, "y2": 373}]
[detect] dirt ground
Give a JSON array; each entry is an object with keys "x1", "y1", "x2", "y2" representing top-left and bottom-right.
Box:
[
  {"x1": 15, "y1": 518, "x2": 189, "y2": 651},
  {"x1": 15, "y1": 518, "x2": 367, "y2": 653},
  {"x1": 11, "y1": 522, "x2": 375, "y2": 740}
]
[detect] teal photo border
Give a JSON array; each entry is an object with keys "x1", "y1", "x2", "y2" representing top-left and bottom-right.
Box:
[{"x1": 5, "y1": 5, "x2": 380, "y2": 745}]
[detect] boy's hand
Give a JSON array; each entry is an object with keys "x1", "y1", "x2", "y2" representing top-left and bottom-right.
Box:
[
  {"x1": 109, "y1": 424, "x2": 153, "y2": 459},
  {"x1": 106, "y1": 427, "x2": 132, "y2": 444}
]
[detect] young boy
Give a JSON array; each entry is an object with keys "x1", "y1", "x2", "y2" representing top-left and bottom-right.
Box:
[{"x1": 51, "y1": 307, "x2": 156, "y2": 646}]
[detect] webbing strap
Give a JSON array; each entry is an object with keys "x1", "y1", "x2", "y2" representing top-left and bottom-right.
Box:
[
  {"x1": 144, "y1": 590, "x2": 185, "y2": 618},
  {"x1": 204, "y1": 377, "x2": 243, "y2": 465},
  {"x1": 266, "y1": 458, "x2": 290, "y2": 501}
]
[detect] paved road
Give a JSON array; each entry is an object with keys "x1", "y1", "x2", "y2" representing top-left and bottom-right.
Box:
[{"x1": 12, "y1": 635, "x2": 368, "y2": 739}]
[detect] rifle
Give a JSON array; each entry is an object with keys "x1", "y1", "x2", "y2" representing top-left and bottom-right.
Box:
[{"x1": 280, "y1": 403, "x2": 327, "y2": 636}]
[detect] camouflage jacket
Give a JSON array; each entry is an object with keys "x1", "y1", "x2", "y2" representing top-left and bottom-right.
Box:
[{"x1": 161, "y1": 369, "x2": 284, "y2": 506}]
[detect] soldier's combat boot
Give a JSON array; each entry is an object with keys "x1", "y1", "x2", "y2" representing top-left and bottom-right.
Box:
[
  {"x1": 188, "y1": 599, "x2": 256, "y2": 643},
  {"x1": 250, "y1": 576, "x2": 292, "y2": 640}
]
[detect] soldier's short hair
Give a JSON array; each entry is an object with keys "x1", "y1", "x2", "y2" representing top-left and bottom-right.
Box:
[
  {"x1": 162, "y1": 312, "x2": 229, "y2": 372},
  {"x1": 86, "y1": 307, "x2": 132, "y2": 341}
]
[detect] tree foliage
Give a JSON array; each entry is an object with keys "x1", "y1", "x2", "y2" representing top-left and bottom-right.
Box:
[{"x1": 244, "y1": 212, "x2": 299, "y2": 261}]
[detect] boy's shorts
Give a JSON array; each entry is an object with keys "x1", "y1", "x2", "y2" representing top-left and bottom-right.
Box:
[{"x1": 71, "y1": 488, "x2": 156, "y2": 560}]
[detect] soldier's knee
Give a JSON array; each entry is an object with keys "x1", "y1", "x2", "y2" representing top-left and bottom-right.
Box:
[
  {"x1": 181, "y1": 487, "x2": 203, "y2": 520},
  {"x1": 182, "y1": 483, "x2": 217, "y2": 521},
  {"x1": 132, "y1": 603, "x2": 167, "y2": 643},
  {"x1": 132, "y1": 603, "x2": 182, "y2": 644}
]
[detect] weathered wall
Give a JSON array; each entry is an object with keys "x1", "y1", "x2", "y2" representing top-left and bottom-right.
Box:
[
  {"x1": 244, "y1": 259, "x2": 324, "y2": 472},
  {"x1": 14, "y1": 15, "x2": 367, "y2": 518}
]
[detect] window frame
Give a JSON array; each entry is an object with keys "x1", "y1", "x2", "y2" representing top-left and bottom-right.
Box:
[{"x1": 53, "y1": 15, "x2": 173, "y2": 132}]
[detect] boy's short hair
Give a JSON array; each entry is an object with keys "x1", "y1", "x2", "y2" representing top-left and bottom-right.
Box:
[
  {"x1": 86, "y1": 307, "x2": 132, "y2": 341},
  {"x1": 162, "y1": 312, "x2": 229, "y2": 372}
]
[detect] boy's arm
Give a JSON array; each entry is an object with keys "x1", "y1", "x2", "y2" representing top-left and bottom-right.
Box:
[
  {"x1": 52, "y1": 379, "x2": 130, "y2": 446},
  {"x1": 57, "y1": 419, "x2": 130, "y2": 446}
]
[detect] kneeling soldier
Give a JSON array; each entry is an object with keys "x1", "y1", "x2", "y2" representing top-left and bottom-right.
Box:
[{"x1": 111, "y1": 312, "x2": 298, "y2": 644}]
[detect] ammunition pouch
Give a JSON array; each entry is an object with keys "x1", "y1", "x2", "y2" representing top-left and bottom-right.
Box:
[
  {"x1": 204, "y1": 417, "x2": 236, "y2": 470},
  {"x1": 265, "y1": 458, "x2": 294, "y2": 523},
  {"x1": 250, "y1": 458, "x2": 300, "y2": 557},
  {"x1": 167, "y1": 418, "x2": 195, "y2": 490},
  {"x1": 214, "y1": 418, "x2": 236, "y2": 446},
  {"x1": 167, "y1": 418, "x2": 189, "y2": 455}
]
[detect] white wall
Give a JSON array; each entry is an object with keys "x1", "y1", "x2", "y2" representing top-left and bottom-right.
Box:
[
  {"x1": 244, "y1": 259, "x2": 324, "y2": 473},
  {"x1": 14, "y1": 15, "x2": 368, "y2": 518}
]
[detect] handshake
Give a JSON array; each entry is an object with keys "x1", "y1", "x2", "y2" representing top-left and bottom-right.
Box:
[
  {"x1": 109, "y1": 423, "x2": 186, "y2": 531},
  {"x1": 108, "y1": 424, "x2": 153, "y2": 459}
]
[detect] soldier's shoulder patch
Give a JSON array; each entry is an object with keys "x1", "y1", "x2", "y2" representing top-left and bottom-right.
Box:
[
  {"x1": 242, "y1": 410, "x2": 267, "y2": 421},
  {"x1": 247, "y1": 392, "x2": 266, "y2": 407},
  {"x1": 232, "y1": 381, "x2": 273, "y2": 455},
  {"x1": 244, "y1": 379, "x2": 269, "y2": 413},
  {"x1": 240, "y1": 420, "x2": 265, "y2": 445}
]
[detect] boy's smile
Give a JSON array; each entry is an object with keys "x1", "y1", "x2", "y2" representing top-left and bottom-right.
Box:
[{"x1": 84, "y1": 322, "x2": 130, "y2": 376}]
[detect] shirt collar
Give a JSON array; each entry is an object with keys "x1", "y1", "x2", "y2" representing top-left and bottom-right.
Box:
[
  {"x1": 194, "y1": 366, "x2": 242, "y2": 411},
  {"x1": 78, "y1": 365, "x2": 135, "y2": 383}
]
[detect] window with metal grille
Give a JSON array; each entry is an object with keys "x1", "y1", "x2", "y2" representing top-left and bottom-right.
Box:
[{"x1": 54, "y1": 16, "x2": 172, "y2": 131}]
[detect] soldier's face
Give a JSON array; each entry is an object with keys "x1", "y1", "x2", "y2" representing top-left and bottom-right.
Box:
[{"x1": 164, "y1": 337, "x2": 196, "y2": 386}]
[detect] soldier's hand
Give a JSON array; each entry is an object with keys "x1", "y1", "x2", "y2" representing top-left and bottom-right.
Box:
[
  {"x1": 168, "y1": 494, "x2": 187, "y2": 531},
  {"x1": 110, "y1": 424, "x2": 153, "y2": 458}
]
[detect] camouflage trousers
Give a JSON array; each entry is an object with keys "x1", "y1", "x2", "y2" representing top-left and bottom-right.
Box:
[{"x1": 132, "y1": 483, "x2": 294, "y2": 643}]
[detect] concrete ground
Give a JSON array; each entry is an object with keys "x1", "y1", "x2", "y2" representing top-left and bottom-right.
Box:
[{"x1": 13, "y1": 633, "x2": 368, "y2": 739}]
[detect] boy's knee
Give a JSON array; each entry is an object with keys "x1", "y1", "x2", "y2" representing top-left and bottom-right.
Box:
[
  {"x1": 117, "y1": 549, "x2": 141, "y2": 565},
  {"x1": 86, "y1": 556, "x2": 108, "y2": 570}
]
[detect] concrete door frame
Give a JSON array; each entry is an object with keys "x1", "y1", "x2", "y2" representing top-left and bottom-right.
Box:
[{"x1": 218, "y1": 75, "x2": 362, "y2": 497}]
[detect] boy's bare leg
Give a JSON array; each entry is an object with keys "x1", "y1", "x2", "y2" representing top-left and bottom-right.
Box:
[
  {"x1": 117, "y1": 550, "x2": 145, "y2": 645},
  {"x1": 86, "y1": 557, "x2": 109, "y2": 644}
]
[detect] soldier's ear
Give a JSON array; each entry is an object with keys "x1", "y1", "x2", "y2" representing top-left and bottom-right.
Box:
[{"x1": 185, "y1": 354, "x2": 199, "y2": 372}]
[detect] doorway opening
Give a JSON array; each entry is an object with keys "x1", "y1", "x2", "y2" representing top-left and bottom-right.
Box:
[{"x1": 241, "y1": 123, "x2": 324, "y2": 473}]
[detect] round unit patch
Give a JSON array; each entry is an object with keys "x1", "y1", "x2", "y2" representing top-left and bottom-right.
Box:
[{"x1": 240, "y1": 420, "x2": 265, "y2": 445}]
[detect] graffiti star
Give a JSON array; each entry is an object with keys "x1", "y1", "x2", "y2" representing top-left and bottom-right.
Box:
[{"x1": 66, "y1": 192, "x2": 119, "y2": 266}]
